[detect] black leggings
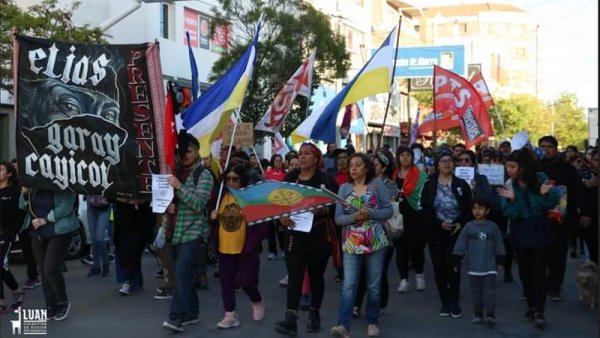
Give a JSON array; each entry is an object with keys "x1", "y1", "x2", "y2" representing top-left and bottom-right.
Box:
[
  {"x1": 516, "y1": 246, "x2": 549, "y2": 313},
  {"x1": 429, "y1": 235, "x2": 461, "y2": 306},
  {"x1": 285, "y1": 246, "x2": 329, "y2": 310},
  {"x1": 0, "y1": 237, "x2": 19, "y2": 299},
  {"x1": 396, "y1": 232, "x2": 426, "y2": 279},
  {"x1": 31, "y1": 234, "x2": 72, "y2": 308}
]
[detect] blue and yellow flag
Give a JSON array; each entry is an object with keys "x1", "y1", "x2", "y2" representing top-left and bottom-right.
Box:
[
  {"x1": 183, "y1": 23, "x2": 261, "y2": 156},
  {"x1": 292, "y1": 26, "x2": 397, "y2": 144}
]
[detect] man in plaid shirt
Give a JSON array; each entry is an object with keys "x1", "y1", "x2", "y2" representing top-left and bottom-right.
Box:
[{"x1": 162, "y1": 133, "x2": 214, "y2": 333}]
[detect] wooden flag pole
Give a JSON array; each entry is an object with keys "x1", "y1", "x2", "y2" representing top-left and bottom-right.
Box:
[
  {"x1": 377, "y1": 16, "x2": 402, "y2": 151},
  {"x1": 216, "y1": 108, "x2": 242, "y2": 211}
]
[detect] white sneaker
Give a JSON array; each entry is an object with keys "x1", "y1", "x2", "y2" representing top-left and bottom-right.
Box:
[
  {"x1": 278, "y1": 275, "x2": 288, "y2": 287},
  {"x1": 415, "y1": 273, "x2": 426, "y2": 291},
  {"x1": 119, "y1": 281, "x2": 131, "y2": 296},
  {"x1": 397, "y1": 279, "x2": 410, "y2": 293},
  {"x1": 267, "y1": 253, "x2": 277, "y2": 260}
]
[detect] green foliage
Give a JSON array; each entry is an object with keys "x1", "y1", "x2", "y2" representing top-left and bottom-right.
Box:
[
  {"x1": 494, "y1": 93, "x2": 587, "y2": 148},
  {"x1": 412, "y1": 91, "x2": 433, "y2": 108},
  {"x1": 0, "y1": 0, "x2": 106, "y2": 93},
  {"x1": 210, "y1": 0, "x2": 350, "y2": 142}
]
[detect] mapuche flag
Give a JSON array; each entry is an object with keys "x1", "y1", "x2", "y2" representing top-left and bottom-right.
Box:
[{"x1": 227, "y1": 180, "x2": 340, "y2": 225}]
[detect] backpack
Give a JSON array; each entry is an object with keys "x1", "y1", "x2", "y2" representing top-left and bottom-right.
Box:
[{"x1": 192, "y1": 165, "x2": 219, "y2": 216}]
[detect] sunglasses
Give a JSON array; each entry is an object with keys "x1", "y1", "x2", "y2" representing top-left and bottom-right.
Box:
[{"x1": 226, "y1": 176, "x2": 240, "y2": 182}]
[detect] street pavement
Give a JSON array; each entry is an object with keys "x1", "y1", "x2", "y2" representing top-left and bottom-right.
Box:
[{"x1": 1, "y1": 246, "x2": 597, "y2": 338}]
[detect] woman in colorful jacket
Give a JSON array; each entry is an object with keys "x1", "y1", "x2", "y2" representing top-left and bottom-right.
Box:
[{"x1": 331, "y1": 153, "x2": 392, "y2": 338}]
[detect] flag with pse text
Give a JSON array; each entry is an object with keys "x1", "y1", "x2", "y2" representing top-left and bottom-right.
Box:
[
  {"x1": 432, "y1": 65, "x2": 493, "y2": 148},
  {"x1": 13, "y1": 35, "x2": 167, "y2": 198}
]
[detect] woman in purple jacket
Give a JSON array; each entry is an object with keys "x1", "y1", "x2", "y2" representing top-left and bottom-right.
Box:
[{"x1": 210, "y1": 164, "x2": 268, "y2": 329}]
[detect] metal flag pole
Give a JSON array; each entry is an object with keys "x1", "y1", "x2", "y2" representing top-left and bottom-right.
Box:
[{"x1": 377, "y1": 16, "x2": 402, "y2": 151}]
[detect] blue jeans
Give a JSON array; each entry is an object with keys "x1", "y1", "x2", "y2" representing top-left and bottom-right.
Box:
[
  {"x1": 169, "y1": 239, "x2": 200, "y2": 323},
  {"x1": 87, "y1": 205, "x2": 111, "y2": 269},
  {"x1": 337, "y1": 248, "x2": 386, "y2": 330}
]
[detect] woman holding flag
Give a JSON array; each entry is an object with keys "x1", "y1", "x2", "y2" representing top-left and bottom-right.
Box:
[
  {"x1": 210, "y1": 164, "x2": 268, "y2": 329},
  {"x1": 275, "y1": 142, "x2": 338, "y2": 336}
]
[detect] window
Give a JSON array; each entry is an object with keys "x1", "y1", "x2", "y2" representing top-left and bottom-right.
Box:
[
  {"x1": 414, "y1": 25, "x2": 420, "y2": 33},
  {"x1": 160, "y1": 4, "x2": 169, "y2": 39},
  {"x1": 460, "y1": 23, "x2": 467, "y2": 33}
]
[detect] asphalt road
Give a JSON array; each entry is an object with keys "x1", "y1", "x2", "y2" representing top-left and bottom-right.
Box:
[{"x1": 1, "y1": 245, "x2": 597, "y2": 338}]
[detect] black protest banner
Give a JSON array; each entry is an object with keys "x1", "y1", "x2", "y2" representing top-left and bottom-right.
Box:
[{"x1": 14, "y1": 35, "x2": 167, "y2": 199}]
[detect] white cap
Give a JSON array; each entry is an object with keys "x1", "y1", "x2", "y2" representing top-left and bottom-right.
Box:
[{"x1": 511, "y1": 131, "x2": 529, "y2": 150}]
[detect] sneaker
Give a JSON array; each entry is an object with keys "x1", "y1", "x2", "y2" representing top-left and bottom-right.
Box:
[
  {"x1": 306, "y1": 308, "x2": 320, "y2": 333},
  {"x1": 182, "y1": 315, "x2": 199, "y2": 326},
  {"x1": 267, "y1": 253, "x2": 277, "y2": 260},
  {"x1": 108, "y1": 253, "x2": 116, "y2": 264},
  {"x1": 154, "y1": 288, "x2": 172, "y2": 300},
  {"x1": 11, "y1": 290, "x2": 25, "y2": 309},
  {"x1": 367, "y1": 324, "x2": 380, "y2": 337},
  {"x1": 217, "y1": 311, "x2": 240, "y2": 329},
  {"x1": 519, "y1": 292, "x2": 527, "y2": 301},
  {"x1": 334, "y1": 274, "x2": 343, "y2": 283},
  {"x1": 119, "y1": 281, "x2": 131, "y2": 296},
  {"x1": 352, "y1": 306, "x2": 360, "y2": 318},
  {"x1": 162, "y1": 319, "x2": 184, "y2": 332},
  {"x1": 80, "y1": 255, "x2": 93, "y2": 266},
  {"x1": 330, "y1": 325, "x2": 350, "y2": 338},
  {"x1": 252, "y1": 297, "x2": 265, "y2": 321},
  {"x1": 397, "y1": 279, "x2": 410, "y2": 293},
  {"x1": 415, "y1": 274, "x2": 426, "y2": 291},
  {"x1": 439, "y1": 304, "x2": 451, "y2": 317},
  {"x1": 54, "y1": 301, "x2": 70, "y2": 321},
  {"x1": 472, "y1": 315, "x2": 483, "y2": 324},
  {"x1": 522, "y1": 308, "x2": 535, "y2": 322},
  {"x1": 548, "y1": 291, "x2": 563, "y2": 302},
  {"x1": 46, "y1": 306, "x2": 56, "y2": 320},
  {"x1": 154, "y1": 269, "x2": 164, "y2": 279},
  {"x1": 533, "y1": 312, "x2": 546, "y2": 329},
  {"x1": 485, "y1": 316, "x2": 496, "y2": 327},
  {"x1": 23, "y1": 278, "x2": 41, "y2": 290},
  {"x1": 450, "y1": 304, "x2": 463, "y2": 318},
  {"x1": 279, "y1": 275, "x2": 288, "y2": 287}
]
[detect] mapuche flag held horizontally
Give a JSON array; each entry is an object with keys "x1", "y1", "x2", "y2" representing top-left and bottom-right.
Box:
[{"x1": 227, "y1": 181, "x2": 340, "y2": 225}]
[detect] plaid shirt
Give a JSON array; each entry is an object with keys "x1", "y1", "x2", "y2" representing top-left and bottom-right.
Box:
[{"x1": 171, "y1": 163, "x2": 214, "y2": 245}]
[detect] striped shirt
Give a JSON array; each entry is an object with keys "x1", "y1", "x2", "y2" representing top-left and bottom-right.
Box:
[{"x1": 171, "y1": 163, "x2": 214, "y2": 245}]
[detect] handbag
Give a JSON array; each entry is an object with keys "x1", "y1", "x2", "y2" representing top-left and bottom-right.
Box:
[{"x1": 383, "y1": 201, "x2": 403, "y2": 240}]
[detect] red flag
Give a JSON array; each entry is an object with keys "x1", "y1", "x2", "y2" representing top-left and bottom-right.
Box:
[
  {"x1": 417, "y1": 110, "x2": 461, "y2": 134},
  {"x1": 432, "y1": 65, "x2": 493, "y2": 148},
  {"x1": 469, "y1": 72, "x2": 495, "y2": 110},
  {"x1": 164, "y1": 83, "x2": 178, "y2": 172}
]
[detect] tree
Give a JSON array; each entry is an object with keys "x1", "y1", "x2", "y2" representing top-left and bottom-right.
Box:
[
  {"x1": 0, "y1": 0, "x2": 106, "y2": 94},
  {"x1": 495, "y1": 94, "x2": 550, "y2": 144},
  {"x1": 550, "y1": 93, "x2": 588, "y2": 149},
  {"x1": 209, "y1": 0, "x2": 350, "y2": 141}
]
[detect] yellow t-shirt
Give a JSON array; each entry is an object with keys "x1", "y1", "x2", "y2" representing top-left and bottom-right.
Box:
[{"x1": 218, "y1": 193, "x2": 246, "y2": 254}]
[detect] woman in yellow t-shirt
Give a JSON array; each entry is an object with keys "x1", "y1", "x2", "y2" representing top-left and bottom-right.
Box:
[{"x1": 210, "y1": 164, "x2": 268, "y2": 329}]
